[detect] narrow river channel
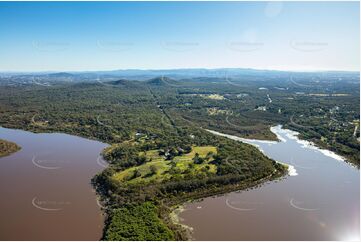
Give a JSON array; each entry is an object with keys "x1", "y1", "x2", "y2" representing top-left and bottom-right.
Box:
[
  {"x1": 0, "y1": 127, "x2": 108, "y2": 240},
  {"x1": 179, "y1": 125, "x2": 360, "y2": 241}
]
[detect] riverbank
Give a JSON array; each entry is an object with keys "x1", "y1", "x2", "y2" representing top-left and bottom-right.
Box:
[
  {"x1": 93, "y1": 132, "x2": 289, "y2": 240},
  {"x1": 0, "y1": 139, "x2": 21, "y2": 158},
  {"x1": 276, "y1": 127, "x2": 347, "y2": 161},
  {"x1": 207, "y1": 124, "x2": 352, "y2": 169},
  {"x1": 207, "y1": 122, "x2": 358, "y2": 168},
  {"x1": 167, "y1": 169, "x2": 288, "y2": 240},
  {"x1": 205, "y1": 127, "x2": 297, "y2": 177},
  {"x1": 176, "y1": 125, "x2": 359, "y2": 240},
  {"x1": 0, "y1": 122, "x2": 287, "y2": 240},
  {"x1": 283, "y1": 123, "x2": 359, "y2": 167},
  {"x1": 95, "y1": 163, "x2": 288, "y2": 240},
  {"x1": 273, "y1": 125, "x2": 357, "y2": 168}
]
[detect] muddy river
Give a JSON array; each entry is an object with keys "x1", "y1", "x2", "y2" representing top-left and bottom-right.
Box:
[{"x1": 0, "y1": 127, "x2": 108, "y2": 240}]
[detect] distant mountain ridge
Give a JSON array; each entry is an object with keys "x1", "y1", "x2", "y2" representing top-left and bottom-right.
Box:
[
  {"x1": 1, "y1": 68, "x2": 358, "y2": 77},
  {"x1": 145, "y1": 76, "x2": 179, "y2": 86},
  {"x1": 47, "y1": 72, "x2": 74, "y2": 78},
  {"x1": 0, "y1": 68, "x2": 359, "y2": 85}
]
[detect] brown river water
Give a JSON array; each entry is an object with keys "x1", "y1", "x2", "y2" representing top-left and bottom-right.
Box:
[
  {"x1": 0, "y1": 125, "x2": 359, "y2": 241},
  {"x1": 179, "y1": 126, "x2": 360, "y2": 241},
  {"x1": 0, "y1": 127, "x2": 108, "y2": 240}
]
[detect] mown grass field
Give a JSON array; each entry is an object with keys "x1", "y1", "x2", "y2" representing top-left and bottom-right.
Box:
[{"x1": 112, "y1": 146, "x2": 217, "y2": 185}]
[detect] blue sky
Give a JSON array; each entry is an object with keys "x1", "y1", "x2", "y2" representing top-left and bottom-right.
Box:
[{"x1": 0, "y1": 1, "x2": 359, "y2": 72}]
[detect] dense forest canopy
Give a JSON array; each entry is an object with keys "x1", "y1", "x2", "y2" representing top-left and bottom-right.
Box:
[{"x1": 0, "y1": 71, "x2": 359, "y2": 239}]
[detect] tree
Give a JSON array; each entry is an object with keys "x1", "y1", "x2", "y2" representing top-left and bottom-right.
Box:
[
  {"x1": 149, "y1": 165, "x2": 158, "y2": 175},
  {"x1": 193, "y1": 153, "x2": 204, "y2": 164},
  {"x1": 132, "y1": 169, "x2": 142, "y2": 179},
  {"x1": 205, "y1": 151, "x2": 214, "y2": 161}
]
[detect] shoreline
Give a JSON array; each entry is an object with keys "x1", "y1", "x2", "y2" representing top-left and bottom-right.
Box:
[
  {"x1": 0, "y1": 126, "x2": 108, "y2": 240},
  {"x1": 2, "y1": 125, "x2": 326, "y2": 240},
  {"x1": 169, "y1": 205, "x2": 194, "y2": 240},
  {"x1": 207, "y1": 124, "x2": 351, "y2": 168},
  {"x1": 169, "y1": 169, "x2": 288, "y2": 240},
  {"x1": 280, "y1": 127, "x2": 347, "y2": 162},
  {"x1": 93, "y1": 161, "x2": 287, "y2": 241},
  {"x1": 205, "y1": 127, "x2": 297, "y2": 176},
  {"x1": 3, "y1": 123, "x2": 352, "y2": 240},
  {"x1": 0, "y1": 124, "x2": 111, "y2": 146},
  {"x1": 1, "y1": 123, "x2": 289, "y2": 241},
  {"x1": 174, "y1": 124, "x2": 352, "y2": 238},
  {"x1": 276, "y1": 125, "x2": 359, "y2": 169}
]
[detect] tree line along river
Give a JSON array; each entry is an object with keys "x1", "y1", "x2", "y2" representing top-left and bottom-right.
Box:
[{"x1": 0, "y1": 125, "x2": 359, "y2": 240}]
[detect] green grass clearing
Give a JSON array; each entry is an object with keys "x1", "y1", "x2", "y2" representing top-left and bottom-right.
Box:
[{"x1": 113, "y1": 146, "x2": 217, "y2": 185}]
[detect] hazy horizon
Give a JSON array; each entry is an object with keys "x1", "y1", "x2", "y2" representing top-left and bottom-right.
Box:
[{"x1": 0, "y1": 67, "x2": 359, "y2": 74}]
